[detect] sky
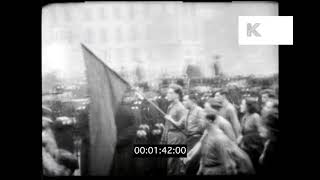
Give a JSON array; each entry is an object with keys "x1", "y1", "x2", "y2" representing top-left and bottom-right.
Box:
[{"x1": 42, "y1": 1, "x2": 278, "y2": 82}]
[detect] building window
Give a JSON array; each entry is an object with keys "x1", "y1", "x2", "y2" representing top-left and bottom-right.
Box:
[
  {"x1": 85, "y1": 28, "x2": 93, "y2": 43},
  {"x1": 126, "y1": 48, "x2": 131, "y2": 61},
  {"x1": 144, "y1": 50, "x2": 150, "y2": 60},
  {"x1": 99, "y1": 7, "x2": 105, "y2": 20},
  {"x1": 65, "y1": 31, "x2": 73, "y2": 43},
  {"x1": 130, "y1": 26, "x2": 137, "y2": 41},
  {"x1": 146, "y1": 24, "x2": 153, "y2": 41},
  {"x1": 112, "y1": 48, "x2": 118, "y2": 60},
  {"x1": 149, "y1": 3, "x2": 161, "y2": 16},
  {"x1": 181, "y1": 23, "x2": 193, "y2": 41},
  {"x1": 132, "y1": 47, "x2": 140, "y2": 61},
  {"x1": 185, "y1": 48, "x2": 192, "y2": 56},
  {"x1": 116, "y1": 26, "x2": 123, "y2": 42},
  {"x1": 139, "y1": 26, "x2": 146, "y2": 41},
  {"x1": 100, "y1": 28, "x2": 108, "y2": 43},
  {"x1": 122, "y1": 5, "x2": 129, "y2": 21},
  {"x1": 64, "y1": 7, "x2": 72, "y2": 22},
  {"x1": 129, "y1": 4, "x2": 135, "y2": 20},
  {"x1": 164, "y1": 3, "x2": 174, "y2": 15},
  {"x1": 109, "y1": 48, "x2": 114, "y2": 59},
  {"x1": 117, "y1": 48, "x2": 123, "y2": 60},
  {"x1": 113, "y1": 5, "x2": 121, "y2": 19},
  {"x1": 49, "y1": 7, "x2": 57, "y2": 24},
  {"x1": 105, "y1": 50, "x2": 110, "y2": 61},
  {"x1": 121, "y1": 27, "x2": 126, "y2": 42},
  {"x1": 83, "y1": 8, "x2": 92, "y2": 21},
  {"x1": 143, "y1": 4, "x2": 150, "y2": 18},
  {"x1": 161, "y1": 3, "x2": 166, "y2": 14}
]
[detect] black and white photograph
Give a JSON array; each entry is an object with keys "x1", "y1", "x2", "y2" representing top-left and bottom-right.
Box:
[{"x1": 42, "y1": 1, "x2": 279, "y2": 176}]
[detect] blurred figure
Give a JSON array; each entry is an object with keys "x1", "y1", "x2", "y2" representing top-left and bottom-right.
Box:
[
  {"x1": 75, "y1": 106, "x2": 90, "y2": 176},
  {"x1": 181, "y1": 93, "x2": 206, "y2": 175},
  {"x1": 261, "y1": 99, "x2": 278, "y2": 119},
  {"x1": 42, "y1": 115, "x2": 78, "y2": 176},
  {"x1": 204, "y1": 98, "x2": 237, "y2": 142},
  {"x1": 43, "y1": 147, "x2": 71, "y2": 176},
  {"x1": 215, "y1": 89, "x2": 241, "y2": 138},
  {"x1": 238, "y1": 97, "x2": 266, "y2": 174},
  {"x1": 111, "y1": 95, "x2": 138, "y2": 176},
  {"x1": 43, "y1": 105, "x2": 53, "y2": 118},
  {"x1": 184, "y1": 112, "x2": 254, "y2": 175},
  {"x1": 182, "y1": 93, "x2": 206, "y2": 149},
  {"x1": 260, "y1": 89, "x2": 277, "y2": 107},
  {"x1": 238, "y1": 97, "x2": 265, "y2": 139},
  {"x1": 52, "y1": 116, "x2": 76, "y2": 153},
  {"x1": 160, "y1": 84, "x2": 188, "y2": 175},
  {"x1": 259, "y1": 108, "x2": 279, "y2": 174}
]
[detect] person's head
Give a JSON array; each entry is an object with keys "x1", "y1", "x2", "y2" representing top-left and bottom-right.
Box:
[
  {"x1": 205, "y1": 97, "x2": 223, "y2": 113},
  {"x1": 182, "y1": 93, "x2": 197, "y2": 109},
  {"x1": 214, "y1": 89, "x2": 228, "y2": 102},
  {"x1": 260, "y1": 89, "x2": 276, "y2": 104},
  {"x1": 42, "y1": 117, "x2": 53, "y2": 130},
  {"x1": 205, "y1": 111, "x2": 218, "y2": 126},
  {"x1": 261, "y1": 99, "x2": 278, "y2": 118},
  {"x1": 166, "y1": 84, "x2": 183, "y2": 102},
  {"x1": 240, "y1": 97, "x2": 260, "y2": 114},
  {"x1": 262, "y1": 109, "x2": 279, "y2": 139}
]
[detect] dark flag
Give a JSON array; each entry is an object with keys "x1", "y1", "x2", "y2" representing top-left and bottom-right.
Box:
[{"x1": 81, "y1": 44, "x2": 130, "y2": 175}]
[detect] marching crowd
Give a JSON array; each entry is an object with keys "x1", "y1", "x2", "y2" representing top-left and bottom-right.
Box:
[
  {"x1": 107, "y1": 83, "x2": 279, "y2": 176},
  {"x1": 42, "y1": 82, "x2": 279, "y2": 176},
  {"x1": 156, "y1": 84, "x2": 279, "y2": 175}
]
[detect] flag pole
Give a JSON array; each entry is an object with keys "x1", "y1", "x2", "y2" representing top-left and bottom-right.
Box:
[
  {"x1": 134, "y1": 90, "x2": 166, "y2": 116},
  {"x1": 134, "y1": 90, "x2": 187, "y2": 136}
]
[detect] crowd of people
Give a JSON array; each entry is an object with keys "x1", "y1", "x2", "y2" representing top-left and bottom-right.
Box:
[
  {"x1": 157, "y1": 84, "x2": 279, "y2": 175},
  {"x1": 42, "y1": 81, "x2": 279, "y2": 176},
  {"x1": 103, "y1": 83, "x2": 279, "y2": 176}
]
